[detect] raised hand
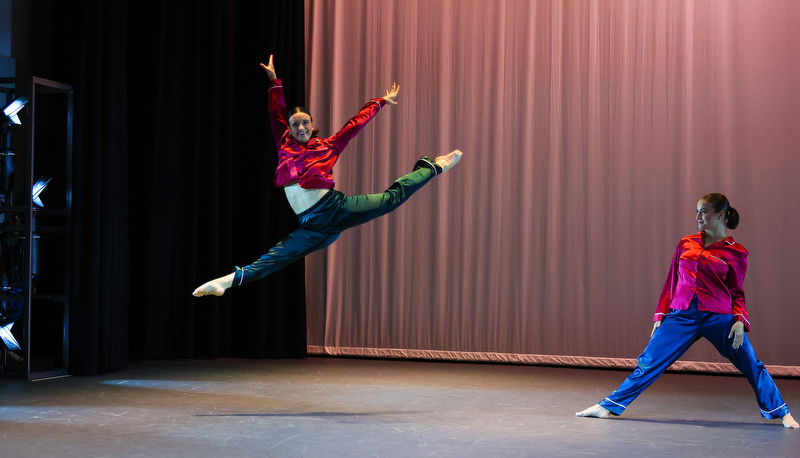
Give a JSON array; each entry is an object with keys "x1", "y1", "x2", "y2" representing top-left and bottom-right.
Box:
[
  {"x1": 260, "y1": 54, "x2": 276, "y2": 80},
  {"x1": 383, "y1": 82, "x2": 400, "y2": 105}
]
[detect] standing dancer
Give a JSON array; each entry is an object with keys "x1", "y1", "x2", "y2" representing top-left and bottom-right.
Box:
[
  {"x1": 576, "y1": 193, "x2": 798, "y2": 429},
  {"x1": 193, "y1": 56, "x2": 461, "y2": 297}
]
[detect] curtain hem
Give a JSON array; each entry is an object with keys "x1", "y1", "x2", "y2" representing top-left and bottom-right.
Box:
[{"x1": 307, "y1": 345, "x2": 800, "y2": 378}]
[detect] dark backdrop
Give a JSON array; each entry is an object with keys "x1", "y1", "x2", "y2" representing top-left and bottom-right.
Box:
[{"x1": 15, "y1": 0, "x2": 308, "y2": 374}]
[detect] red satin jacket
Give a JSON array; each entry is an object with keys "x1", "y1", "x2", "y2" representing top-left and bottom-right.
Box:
[
  {"x1": 267, "y1": 78, "x2": 386, "y2": 189},
  {"x1": 654, "y1": 232, "x2": 750, "y2": 331}
]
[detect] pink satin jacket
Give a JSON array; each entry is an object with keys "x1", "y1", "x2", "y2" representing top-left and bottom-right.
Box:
[
  {"x1": 268, "y1": 78, "x2": 386, "y2": 189},
  {"x1": 654, "y1": 232, "x2": 750, "y2": 331}
]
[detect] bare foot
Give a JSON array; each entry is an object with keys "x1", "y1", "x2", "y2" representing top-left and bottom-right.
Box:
[
  {"x1": 435, "y1": 149, "x2": 463, "y2": 173},
  {"x1": 193, "y1": 281, "x2": 226, "y2": 297},
  {"x1": 783, "y1": 413, "x2": 799, "y2": 429},
  {"x1": 575, "y1": 404, "x2": 611, "y2": 418},
  {"x1": 192, "y1": 273, "x2": 234, "y2": 297}
]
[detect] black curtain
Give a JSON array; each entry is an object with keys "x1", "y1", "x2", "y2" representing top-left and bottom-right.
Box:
[{"x1": 23, "y1": 0, "x2": 307, "y2": 374}]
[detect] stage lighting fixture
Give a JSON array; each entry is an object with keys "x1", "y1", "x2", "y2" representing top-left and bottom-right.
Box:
[
  {"x1": 2, "y1": 96, "x2": 28, "y2": 125},
  {"x1": 0, "y1": 322, "x2": 20, "y2": 350},
  {"x1": 32, "y1": 177, "x2": 51, "y2": 207}
]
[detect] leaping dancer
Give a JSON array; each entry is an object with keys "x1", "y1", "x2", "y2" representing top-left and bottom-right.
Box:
[{"x1": 194, "y1": 55, "x2": 461, "y2": 297}]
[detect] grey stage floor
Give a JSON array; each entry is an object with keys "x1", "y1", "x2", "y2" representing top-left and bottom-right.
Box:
[{"x1": 1, "y1": 357, "x2": 798, "y2": 457}]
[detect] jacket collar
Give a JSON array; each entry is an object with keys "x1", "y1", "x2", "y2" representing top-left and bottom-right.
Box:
[{"x1": 695, "y1": 231, "x2": 735, "y2": 246}]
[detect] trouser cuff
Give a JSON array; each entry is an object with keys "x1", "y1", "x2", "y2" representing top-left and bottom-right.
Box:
[
  {"x1": 598, "y1": 398, "x2": 625, "y2": 416},
  {"x1": 232, "y1": 266, "x2": 245, "y2": 287},
  {"x1": 414, "y1": 156, "x2": 442, "y2": 176},
  {"x1": 760, "y1": 404, "x2": 790, "y2": 420}
]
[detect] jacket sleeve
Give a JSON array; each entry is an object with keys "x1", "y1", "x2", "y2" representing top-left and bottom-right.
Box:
[
  {"x1": 327, "y1": 98, "x2": 387, "y2": 153},
  {"x1": 654, "y1": 241, "x2": 682, "y2": 322},
  {"x1": 267, "y1": 78, "x2": 290, "y2": 150},
  {"x1": 727, "y1": 249, "x2": 750, "y2": 331}
]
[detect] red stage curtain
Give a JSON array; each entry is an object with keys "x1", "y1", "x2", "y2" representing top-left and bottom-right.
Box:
[{"x1": 304, "y1": 0, "x2": 800, "y2": 373}]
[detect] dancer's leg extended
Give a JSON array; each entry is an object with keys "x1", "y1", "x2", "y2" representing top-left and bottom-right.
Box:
[
  {"x1": 577, "y1": 306, "x2": 702, "y2": 418},
  {"x1": 701, "y1": 314, "x2": 798, "y2": 428},
  {"x1": 192, "y1": 227, "x2": 338, "y2": 296},
  {"x1": 334, "y1": 150, "x2": 462, "y2": 231},
  {"x1": 193, "y1": 150, "x2": 462, "y2": 296}
]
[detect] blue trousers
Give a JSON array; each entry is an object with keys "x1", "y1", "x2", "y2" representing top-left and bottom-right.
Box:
[
  {"x1": 599, "y1": 297, "x2": 790, "y2": 419},
  {"x1": 232, "y1": 162, "x2": 438, "y2": 286}
]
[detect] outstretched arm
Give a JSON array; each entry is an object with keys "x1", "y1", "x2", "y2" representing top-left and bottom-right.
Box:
[
  {"x1": 258, "y1": 55, "x2": 290, "y2": 147},
  {"x1": 327, "y1": 81, "x2": 400, "y2": 150},
  {"x1": 260, "y1": 54, "x2": 277, "y2": 80}
]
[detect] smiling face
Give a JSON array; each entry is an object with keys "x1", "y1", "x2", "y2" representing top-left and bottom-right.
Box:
[
  {"x1": 696, "y1": 199, "x2": 725, "y2": 232},
  {"x1": 288, "y1": 112, "x2": 314, "y2": 143}
]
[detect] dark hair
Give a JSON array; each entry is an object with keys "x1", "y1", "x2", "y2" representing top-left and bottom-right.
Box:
[
  {"x1": 701, "y1": 193, "x2": 739, "y2": 230},
  {"x1": 288, "y1": 106, "x2": 312, "y2": 119},
  {"x1": 288, "y1": 106, "x2": 320, "y2": 138}
]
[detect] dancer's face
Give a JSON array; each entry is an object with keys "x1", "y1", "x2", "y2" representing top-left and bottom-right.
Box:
[
  {"x1": 696, "y1": 200, "x2": 725, "y2": 232},
  {"x1": 289, "y1": 112, "x2": 314, "y2": 143}
]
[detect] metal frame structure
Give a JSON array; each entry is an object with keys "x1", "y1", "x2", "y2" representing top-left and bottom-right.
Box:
[{"x1": 0, "y1": 76, "x2": 72, "y2": 380}]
